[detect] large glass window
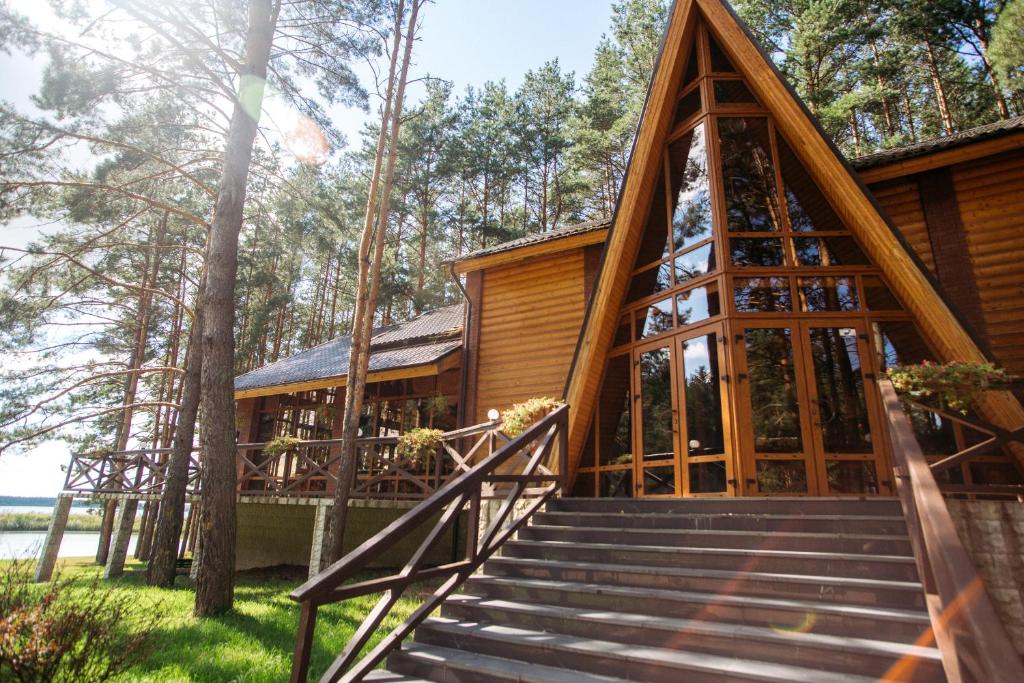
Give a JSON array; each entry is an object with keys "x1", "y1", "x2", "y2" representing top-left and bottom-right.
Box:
[
  {"x1": 598, "y1": 355, "x2": 633, "y2": 467},
  {"x1": 734, "y1": 276, "x2": 792, "y2": 312},
  {"x1": 676, "y1": 282, "x2": 720, "y2": 327},
  {"x1": 639, "y1": 347, "x2": 674, "y2": 459},
  {"x1": 668, "y1": 124, "x2": 713, "y2": 251},
  {"x1": 718, "y1": 117, "x2": 782, "y2": 232},
  {"x1": 807, "y1": 327, "x2": 872, "y2": 454},
  {"x1": 682, "y1": 334, "x2": 724, "y2": 457},
  {"x1": 745, "y1": 328, "x2": 802, "y2": 452}
]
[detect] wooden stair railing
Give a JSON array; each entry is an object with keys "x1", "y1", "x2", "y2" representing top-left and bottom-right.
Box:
[
  {"x1": 880, "y1": 379, "x2": 1024, "y2": 682},
  {"x1": 287, "y1": 405, "x2": 569, "y2": 683}
]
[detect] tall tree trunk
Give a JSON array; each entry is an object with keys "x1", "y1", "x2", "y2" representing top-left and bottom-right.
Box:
[
  {"x1": 194, "y1": 0, "x2": 278, "y2": 617},
  {"x1": 870, "y1": 41, "x2": 895, "y2": 138},
  {"x1": 975, "y1": 26, "x2": 1010, "y2": 118},
  {"x1": 924, "y1": 42, "x2": 955, "y2": 135},
  {"x1": 147, "y1": 278, "x2": 205, "y2": 587},
  {"x1": 329, "y1": 0, "x2": 419, "y2": 564}
]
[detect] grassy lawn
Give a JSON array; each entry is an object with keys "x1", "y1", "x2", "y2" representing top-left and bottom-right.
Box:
[{"x1": 37, "y1": 557, "x2": 423, "y2": 682}]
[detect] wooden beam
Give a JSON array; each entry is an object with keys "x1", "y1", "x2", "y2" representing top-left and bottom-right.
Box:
[
  {"x1": 453, "y1": 229, "x2": 608, "y2": 274},
  {"x1": 857, "y1": 133, "x2": 1024, "y2": 184},
  {"x1": 233, "y1": 351, "x2": 461, "y2": 400}
]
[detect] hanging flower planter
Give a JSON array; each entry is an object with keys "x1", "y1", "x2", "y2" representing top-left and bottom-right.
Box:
[
  {"x1": 396, "y1": 427, "x2": 444, "y2": 469},
  {"x1": 887, "y1": 361, "x2": 1016, "y2": 414},
  {"x1": 500, "y1": 397, "x2": 565, "y2": 437}
]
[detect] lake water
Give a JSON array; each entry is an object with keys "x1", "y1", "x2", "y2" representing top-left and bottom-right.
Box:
[
  {"x1": 0, "y1": 531, "x2": 138, "y2": 560},
  {"x1": 0, "y1": 505, "x2": 100, "y2": 515}
]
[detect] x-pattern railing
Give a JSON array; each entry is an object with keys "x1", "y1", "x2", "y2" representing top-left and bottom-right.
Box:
[
  {"x1": 288, "y1": 405, "x2": 569, "y2": 683},
  {"x1": 63, "y1": 448, "x2": 202, "y2": 496}
]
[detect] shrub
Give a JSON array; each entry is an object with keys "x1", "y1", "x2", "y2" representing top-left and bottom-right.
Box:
[
  {"x1": 264, "y1": 435, "x2": 303, "y2": 457},
  {"x1": 887, "y1": 361, "x2": 1013, "y2": 413},
  {"x1": 0, "y1": 560, "x2": 162, "y2": 682},
  {"x1": 500, "y1": 397, "x2": 564, "y2": 437},
  {"x1": 396, "y1": 428, "x2": 444, "y2": 468}
]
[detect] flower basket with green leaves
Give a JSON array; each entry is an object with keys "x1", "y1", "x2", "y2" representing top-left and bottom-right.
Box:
[
  {"x1": 500, "y1": 397, "x2": 565, "y2": 437},
  {"x1": 264, "y1": 435, "x2": 303, "y2": 457},
  {"x1": 887, "y1": 361, "x2": 1015, "y2": 413},
  {"x1": 396, "y1": 427, "x2": 444, "y2": 470}
]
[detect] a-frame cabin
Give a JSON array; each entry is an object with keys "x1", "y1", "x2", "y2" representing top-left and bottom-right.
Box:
[{"x1": 560, "y1": 0, "x2": 1024, "y2": 499}]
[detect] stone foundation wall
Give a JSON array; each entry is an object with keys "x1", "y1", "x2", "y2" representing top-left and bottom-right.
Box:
[
  {"x1": 234, "y1": 500, "x2": 465, "y2": 572},
  {"x1": 946, "y1": 499, "x2": 1024, "y2": 655}
]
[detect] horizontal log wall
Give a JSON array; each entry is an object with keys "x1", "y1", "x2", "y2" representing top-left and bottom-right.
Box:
[{"x1": 474, "y1": 249, "x2": 587, "y2": 422}]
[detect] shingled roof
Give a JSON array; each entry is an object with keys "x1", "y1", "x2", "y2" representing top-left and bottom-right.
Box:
[
  {"x1": 852, "y1": 115, "x2": 1024, "y2": 170},
  {"x1": 234, "y1": 303, "x2": 464, "y2": 392},
  {"x1": 452, "y1": 218, "x2": 612, "y2": 264}
]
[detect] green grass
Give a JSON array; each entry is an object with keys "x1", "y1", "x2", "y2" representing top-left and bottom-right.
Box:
[
  {"x1": 33, "y1": 557, "x2": 424, "y2": 682},
  {"x1": 0, "y1": 511, "x2": 140, "y2": 532}
]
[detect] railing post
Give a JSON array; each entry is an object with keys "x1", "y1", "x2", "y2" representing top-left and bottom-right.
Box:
[
  {"x1": 290, "y1": 602, "x2": 318, "y2": 683},
  {"x1": 558, "y1": 410, "x2": 569, "y2": 495}
]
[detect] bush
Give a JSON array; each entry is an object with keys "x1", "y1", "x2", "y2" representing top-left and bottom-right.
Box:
[
  {"x1": 500, "y1": 397, "x2": 564, "y2": 437},
  {"x1": 0, "y1": 560, "x2": 162, "y2": 682},
  {"x1": 396, "y1": 428, "x2": 444, "y2": 468},
  {"x1": 887, "y1": 361, "x2": 1014, "y2": 413}
]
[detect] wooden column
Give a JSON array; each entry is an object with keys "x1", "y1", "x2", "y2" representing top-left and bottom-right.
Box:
[
  {"x1": 34, "y1": 495, "x2": 72, "y2": 582},
  {"x1": 104, "y1": 498, "x2": 138, "y2": 579},
  {"x1": 917, "y1": 168, "x2": 989, "y2": 344}
]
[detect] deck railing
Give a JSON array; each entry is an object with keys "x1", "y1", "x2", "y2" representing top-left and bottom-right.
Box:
[
  {"x1": 61, "y1": 419, "x2": 504, "y2": 501},
  {"x1": 880, "y1": 379, "x2": 1024, "y2": 682},
  {"x1": 288, "y1": 405, "x2": 569, "y2": 683}
]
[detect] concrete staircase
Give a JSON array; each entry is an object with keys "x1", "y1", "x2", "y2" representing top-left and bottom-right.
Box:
[{"x1": 366, "y1": 497, "x2": 945, "y2": 682}]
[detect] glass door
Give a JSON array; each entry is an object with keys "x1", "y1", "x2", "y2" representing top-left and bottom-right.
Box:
[
  {"x1": 633, "y1": 339, "x2": 679, "y2": 496},
  {"x1": 799, "y1": 320, "x2": 889, "y2": 495},
  {"x1": 677, "y1": 323, "x2": 734, "y2": 495},
  {"x1": 734, "y1": 324, "x2": 817, "y2": 495}
]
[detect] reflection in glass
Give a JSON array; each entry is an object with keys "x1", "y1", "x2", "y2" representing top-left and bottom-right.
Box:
[
  {"x1": 708, "y1": 35, "x2": 735, "y2": 72},
  {"x1": 572, "y1": 471, "x2": 595, "y2": 497},
  {"x1": 863, "y1": 276, "x2": 902, "y2": 310},
  {"x1": 675, "y1": 86, "x2": 702, "y2": 127},
  {"x1": 718, "y1": 117, "x2": 783, "y2": 232},
  {"x1": 756, "y1": 460, "x2": 807, "y2": 493},
  {"x1": 808, "y1": 327, "x2": 872, "y2": 453},
  {"x1": 682, "y1": 333, "x2": 724, "y2": 456},
  {"x1": 776, "y1": 136, "x2": 843, "y2": 232},
  {"x1": 714, "y1": 80, "x2": 756, "y2": 105},
  {"x1": 640, "y1": 347, "x2": 674, "y2": 459},
  {"x1": 969, "y1": 462, "x2": 1024, "y2": 485},
  {"x1": 827, "y1": 460, "x2": 879, "y2": 494},
  {"x1": 635, "y1": 298, "x2": 673, "y2": 339},
  {"x1": 599, "y1": 355, "x2": 633, "y2": 466},
  {"x1": 600, "y1": 469, "x2": 633, "y2": 497},
  {"x1": 745, "y1": 328, "x2": 803, "y2": 452},
  {"x1": 644, "y1": 465, "x2": 676, "y2": 495},
  {"x1": 683, "y1": 41, "x2": 699, "y2": 84},
  {"x1": 793, "y1": 236, "x2": 869, "y2": 267},
  {"x1": 689, "y1": 462, "x2": 727, "y2": 493},
  {"x1": 668, "y1": 124, "x2": 713, "y2": 252},
  {"x1": 676, "y1": 283, "x2": 720, "y2": 327},
  {"x1": 674, "y1": 243, "x2": 715, "y2": 283},
  {"x1": 799, "y1": 276, "x2": 858, "y2": 311},
  {"x1": 731, "y1": 238, "x2": 784, "y2": 267},
  {"x1": 627, "y1": 261, "x2": 672, "y2": 302},
  {"x1": 734, "y1": 277, "x2": 792, "y2": 312}
]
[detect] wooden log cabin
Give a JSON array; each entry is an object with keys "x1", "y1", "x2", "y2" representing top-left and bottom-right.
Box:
[{"x1": 237, "y1": 41, "x2": 1024, "y2": 504}]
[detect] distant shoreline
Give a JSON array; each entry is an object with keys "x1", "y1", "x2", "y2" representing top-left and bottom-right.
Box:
[{"x1": 0, "y1": 511, "x2": 140, "y2": 533}]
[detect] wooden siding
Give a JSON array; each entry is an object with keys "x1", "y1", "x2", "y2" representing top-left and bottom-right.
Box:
[
  {"x1": 870, "y1": 178, "x2": 936, "y2": 277},
  {"x1": 952, "y1": 150, "x2": 1024, "y2": 376},
  {"x1": 474, "y1": 250, "x2": 587, "y2": 423}
]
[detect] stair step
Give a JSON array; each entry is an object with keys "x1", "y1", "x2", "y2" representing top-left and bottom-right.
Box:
[
  {"x1": 548, "y1": 496, "x2": 904, "y2": 517},
  {"x1": 463, "y1": 574, "x2": 933, "y2": 643},
  {"x1": 414, "y1": 618, "x2": 889, "y2": 682},
  {"x1": 441, "y1": 594, "x2": 942, "y2": 678},
  {"x1": 520, "y1": 523, "x2": 913, "y2": 555},
  {"x1": 532, "y1": 510, "x2": 909, "y2": 534},
  {"x1": 363, "y1": 672, "x2": 432, "y2": 683},
  {"x1": 502, "y1": 539, "x2": 920, "y2": 581},
  {"x1": 387, "y1": 641, "x2": 631, "y2": 683},
  {"x1": 485, "y1": 556, "x2": 927, "y2": 608}
]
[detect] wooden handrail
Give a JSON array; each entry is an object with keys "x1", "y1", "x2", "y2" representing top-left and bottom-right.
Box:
[
  {"x1": 880, "y1": 379, "x2": 1024, "y2": 682},
  {"x1": 288, "y1": 405, "x2": 569, "y2": 683}
]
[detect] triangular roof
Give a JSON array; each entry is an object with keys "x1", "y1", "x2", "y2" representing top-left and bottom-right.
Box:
[{"x1": 564, "y1": 0, "x2": 1024, "y2": 469}]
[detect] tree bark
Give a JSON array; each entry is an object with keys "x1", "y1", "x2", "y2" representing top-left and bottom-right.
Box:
[
  {"x1": 329, "y1": 0, "x2": 419, "y2": 564},
  {"x1": 924, "y1": 42, "x2": 955, "y2": 135},
  {"x1": 147, "y1": 278, "x2": 205, "y2": 587},
  {"x1": 194, "y1": 0, "x2": 279, "y2": 617}
]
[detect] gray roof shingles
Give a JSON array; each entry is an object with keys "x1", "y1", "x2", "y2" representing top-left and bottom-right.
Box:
[
  {"x1": 235, "y1": 303, "x2": 463, "y2": 392},
  {"x1": 452, "y1": 218, "x2": 611, "y2": 264},
  {"x1": 852, "y1": 115, "x2": 1024, "y2": 170}
]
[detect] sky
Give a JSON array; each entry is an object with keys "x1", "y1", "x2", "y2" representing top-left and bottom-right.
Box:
[{"x1": 0, "y1": 0, "x2": 615, "y2": 497}]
